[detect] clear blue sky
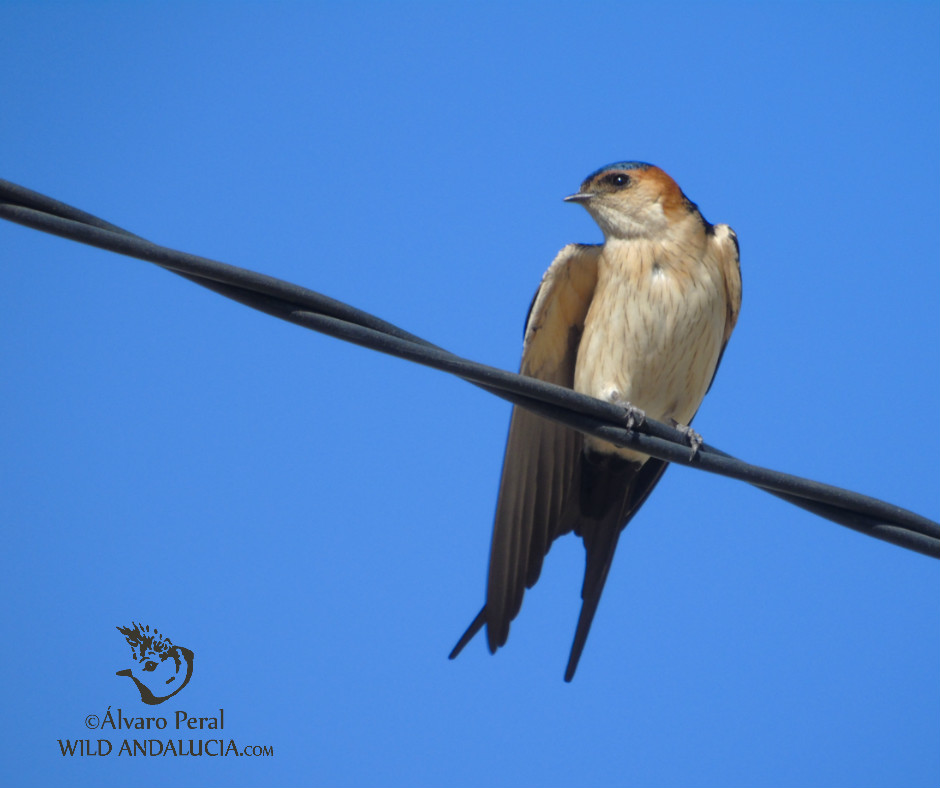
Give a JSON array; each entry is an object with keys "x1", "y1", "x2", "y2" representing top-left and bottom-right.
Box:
[{"x1": 2, "y1": 3, "x2": 938, "y2": 787}]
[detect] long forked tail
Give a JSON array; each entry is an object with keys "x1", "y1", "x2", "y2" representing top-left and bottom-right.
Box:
[
  {"x1": 563, "y1": 525, "x2": 622, "y2": 682},
  {"x1": 451, "y1": 527, "x2": 623, "y2": 679}
]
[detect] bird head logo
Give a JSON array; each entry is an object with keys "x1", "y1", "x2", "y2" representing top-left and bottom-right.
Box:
[{"x1": 115, "y1": 622, "x2": 194, "y2": 705}]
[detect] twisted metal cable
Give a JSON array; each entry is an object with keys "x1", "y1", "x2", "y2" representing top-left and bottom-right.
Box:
[{"x1": 1, "y1": 178, "x2": 937, "y2": 559}]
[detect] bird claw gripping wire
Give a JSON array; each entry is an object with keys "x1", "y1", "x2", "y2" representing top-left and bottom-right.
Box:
[
  {"x1": 671, "y1": 419, "x2": 703, "y2": 459},
  {"x1": 614, "y1": 399, "x2": 646, "y2": 431}
]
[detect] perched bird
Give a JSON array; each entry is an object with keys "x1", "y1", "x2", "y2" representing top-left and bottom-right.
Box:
[{"x1": 450, "y1": 162, "x2": 742, "y2": 681}]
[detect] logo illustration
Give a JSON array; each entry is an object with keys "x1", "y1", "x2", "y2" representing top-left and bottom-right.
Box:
[{"x1": 115, "y1": 622, "x2": 194, "y2": 705}]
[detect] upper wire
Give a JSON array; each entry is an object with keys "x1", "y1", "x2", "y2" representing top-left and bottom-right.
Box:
[{"x1": 1, "y1": 178, "x2": 937, "y2": 559}]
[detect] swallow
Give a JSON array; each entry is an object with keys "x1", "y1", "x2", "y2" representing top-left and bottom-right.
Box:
[{"x1": 450, "y1": 162, "x2": 742, "y2": 681}]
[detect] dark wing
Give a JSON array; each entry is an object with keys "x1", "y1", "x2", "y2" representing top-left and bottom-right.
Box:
[
  {"x1": 706, "y1": 224, "x2": 742, "y2": 390},
  {"x1": 450, "y1": 243, "x2": 601, "y2": 657}
]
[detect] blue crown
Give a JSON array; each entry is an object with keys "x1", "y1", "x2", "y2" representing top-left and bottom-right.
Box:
[{"x1": 585, "y1": 161, "x2": 653, "y2": 180}]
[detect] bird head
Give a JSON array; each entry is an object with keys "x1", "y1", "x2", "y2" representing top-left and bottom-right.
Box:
[{"x1": 564, "y1": 162, "x2": 697, "y2": 241}]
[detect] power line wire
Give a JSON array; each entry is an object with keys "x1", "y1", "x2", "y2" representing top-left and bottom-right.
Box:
[{"x1": 1, "y1": 178, "x2": 937, "y2": 559}]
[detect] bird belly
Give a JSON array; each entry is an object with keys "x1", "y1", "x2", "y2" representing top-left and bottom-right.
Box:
[{"x1": 573, "y1": 253, "x2": 726, "y2": 462}]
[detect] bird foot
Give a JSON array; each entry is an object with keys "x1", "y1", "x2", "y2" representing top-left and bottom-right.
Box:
[
  {"x1": 611, "y1": 396, "x2": 646, "y2": 431},
  {"x1": 670, "y1": 419, "x2": 703, "y2": 459}
]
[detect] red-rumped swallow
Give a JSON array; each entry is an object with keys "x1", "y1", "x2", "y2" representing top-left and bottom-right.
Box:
[{"x1": 450, "y1": 162, "x2": 742, "y2": 681}]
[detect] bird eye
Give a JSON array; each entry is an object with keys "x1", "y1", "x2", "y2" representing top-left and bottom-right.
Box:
[{"x1": 604, "y1": 173, "x2": 631, "y2": 188}]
